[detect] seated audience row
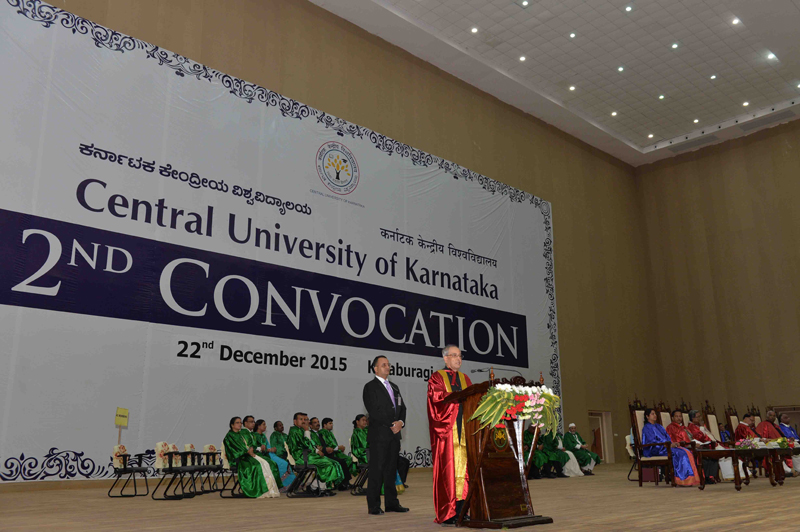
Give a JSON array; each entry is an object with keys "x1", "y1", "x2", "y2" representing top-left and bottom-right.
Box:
[
  {"x1": 523, "y1": 423, "x2": 601, "y2": 479},
  {"x1": 637, "y1": 406, "x2": 800, "y2": 486},
  {"x1": 224, "y1": 412, "x2": 410, "y2": 499}
]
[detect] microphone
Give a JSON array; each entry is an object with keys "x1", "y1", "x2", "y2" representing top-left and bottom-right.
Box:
[{"x1": 470, "y1": 367, "x2": 525, "y2": 378}]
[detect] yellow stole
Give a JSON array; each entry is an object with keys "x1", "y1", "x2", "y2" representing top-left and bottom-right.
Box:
[{"x1": 438, "y1": 369, "x2": 468, "y2": 500}]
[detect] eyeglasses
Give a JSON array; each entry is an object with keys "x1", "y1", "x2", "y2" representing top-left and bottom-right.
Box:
[{"x1": 445, "y1": 353, "x2": 464, "y2": 359}]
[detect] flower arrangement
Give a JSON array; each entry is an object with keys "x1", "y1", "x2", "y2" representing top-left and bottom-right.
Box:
[
  {"x1": 735, "y1": 438, "x2": 758, "y2": 450},
  {"x1": 766, "y1": 437, "x2": 789, "y2": 449},
  {"x1": 470, "y1": 383, "x2": 560, "y2": 434}
]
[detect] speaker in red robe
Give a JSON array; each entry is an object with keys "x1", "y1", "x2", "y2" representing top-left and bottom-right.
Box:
[{"x1": 427, "y1": 353, "x2": 472, "y2": 525}]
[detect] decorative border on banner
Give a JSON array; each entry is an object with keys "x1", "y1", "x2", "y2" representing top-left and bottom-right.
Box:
[
  {"x1": 0, "y1": 449, "x2": 157, "y2": 482},
  {"x1": 4, "y1": 0, "x2": 562, "y2": 475},
  {"x1": 400, "y1": 446, "x2": 433, "y2": 469}
]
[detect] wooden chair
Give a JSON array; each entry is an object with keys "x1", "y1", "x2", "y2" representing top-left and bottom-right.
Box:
[
  {"x1": 629, "y1": 400, "x2": 676, "y2": 487},
  {"x1": 108, "y1": 444, "x2": 149, "y2": 498},
  {"x1": 655, "y1": 400, "x2": 672, "y2": 427}
]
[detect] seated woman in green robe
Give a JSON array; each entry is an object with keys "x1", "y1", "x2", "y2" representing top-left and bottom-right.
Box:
[
  {"x1": 253, "y1": 419, "x2": 294, "y2": 489},
  {"x1": 223, "y1": 417, "x2": 280, "y2": 498},
  {"x1": 350, "y1": 414, "x2": 403, "y2": 495}
]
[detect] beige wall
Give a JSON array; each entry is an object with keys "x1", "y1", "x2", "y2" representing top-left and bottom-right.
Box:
[
  {"x1": 637, "y1": 120, "x2": 800, "y2": 415},
  {"x1": 49, "y1": 0, "x2": 659, "y2": 453}
]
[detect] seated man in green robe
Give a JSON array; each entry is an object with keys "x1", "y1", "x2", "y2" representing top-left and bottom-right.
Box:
[
  {"x1": 287, "y1": 412, "x2": 344, "y2": 496},
  {"x1": 531, "y1": 427, "x2": 569, "y2": 479},
  {"x1": 270, "y1": 421, "x2": 289, "y2": 460},
  {"x1": 242, "y1": 415, "x2": 282, "y2": 489},
  {"x1": 563, "y1": 423, "x2": 601, "y2": 475},
  {"x1": 309, "y1": 417, "x2": 323, "y2": 448},
  {"x1": 319, "y1": 417, "x2": 355, "y2": 487}
]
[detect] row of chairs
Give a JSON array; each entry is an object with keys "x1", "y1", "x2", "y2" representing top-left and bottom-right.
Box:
[{"x1": 110, "y1": 437, "x2": 371, "y2": 500}]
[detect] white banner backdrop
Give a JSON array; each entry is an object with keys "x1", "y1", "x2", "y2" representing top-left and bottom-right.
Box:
[{"x1": 0, "y1": 1, "x2": 561, "y2": 481}]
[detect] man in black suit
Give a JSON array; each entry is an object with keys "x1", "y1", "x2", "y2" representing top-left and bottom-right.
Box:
[{"x1": 363, "y1": 355, "x2": 409, "y2": 515}]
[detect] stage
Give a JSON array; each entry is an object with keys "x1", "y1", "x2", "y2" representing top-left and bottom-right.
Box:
[{"x1": 2, "y1": 463, "x2": 799, "y2": 530}]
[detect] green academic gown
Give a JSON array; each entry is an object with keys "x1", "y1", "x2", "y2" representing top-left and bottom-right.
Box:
[
  {"x1": 252, "y1": 432, "x2": 283, "y2": 489},
  {"x1": 563, "y1": 431, "x2": 601, "y2": 468},
  {"x1": 287, "y1": 426, "x2": 344, "y2": 488},
  {"x1": 309, "y1": 430, "x2": 322, "y2": 447},
  {"x1": 223, "y1": 429, "x2": 268, "y2": 498},
  {"x1": 270, "y1": 431, "x2": 288, "y2": 459},
  {"x1": 320, "y1": 428, "x2": 356, "y2": 476},
  {"x1": 351, "y1": 427, "x2": 368, "y2": 464},
  {"x1": 532, "y1": 431, "x2": 570, "y2": 469}
]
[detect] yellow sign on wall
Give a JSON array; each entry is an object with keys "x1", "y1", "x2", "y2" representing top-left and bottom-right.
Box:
[{"x1": 115, "y1": 407, "x2": 129, "y2": 427}]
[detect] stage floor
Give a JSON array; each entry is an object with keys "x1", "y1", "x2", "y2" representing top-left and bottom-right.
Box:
[{"x1": 1, "y1": 463, "x2": 799, "y2": 530}]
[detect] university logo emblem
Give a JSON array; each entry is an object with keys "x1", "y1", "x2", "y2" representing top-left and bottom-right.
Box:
[
  {"x1": 316, "y1": 141, "x2": 360, "y2": 195},
  {"x1": 492, "y1": 426, "x2": 508, "y2": 450}
]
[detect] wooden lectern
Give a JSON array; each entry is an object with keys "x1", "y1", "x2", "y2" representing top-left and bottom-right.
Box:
[{"x1": 442, "y1": 376, "x2": 553, "y2": 528}]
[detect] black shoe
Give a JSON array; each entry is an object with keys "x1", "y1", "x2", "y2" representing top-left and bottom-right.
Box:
[
  {"x1": 338, "y1": 484, "x2": 350, "y2": 491},
  {"x1": 441, "y1": 516, "x2": 457, "y2": 526},
  {"x1": 386, "y1": 504, "x2": 409, "y2": 512},
  {"x1": 582, "y1": 470, "x2": 594, "y2": 476},
  {"x1": 368, "y1": 508, "x2": 384, "y2": 515},
  {"x1": 556, "y1": 472, "x2": 568, "y2": 478},
  {"x1": 322, "y1": 490, "x2": 337, "y2": 496}
]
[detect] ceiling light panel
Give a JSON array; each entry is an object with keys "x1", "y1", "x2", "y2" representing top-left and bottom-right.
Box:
[{"x1": 381, "y1": 0, "x2": 800, "y2": 148}]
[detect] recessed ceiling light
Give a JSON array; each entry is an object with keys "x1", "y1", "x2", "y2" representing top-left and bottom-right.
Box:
[
  {"x1": 519, "y1": 56, "x2": 526, "y2": 61},
  {"x1": 625, "y1": 6, "x2": 632, "y2": 12},
  {"x1": 672, "y1": 43, "x2": 679, "y2": 49},
  {"x1": 743, "y1": 102, "x2": 749, "y2": 106},
  {"x1": 710, "y1": 75, "x2": 717, "y2": 80},
  {"x1": 522, "y1": 0, "x2": 529, "y2": 5},
  {"x1": 471, "y1": 27, "x2": 478, "y2": 33},
  {"x1": 618, "y1": 66, "x2": 624, "y2": 72},
  {"x1": 658, "y1": 95, "x2": 664, "y2": 100},
  {"x1": 611, "y1": 111, "x2": 617, "y2": 116},
  {"x1": 797, "y1": 84, "x2": 800, "y2": 88},
  {"x1": 768, "y1": 53, "x2": 776, "y2": 59},
  {"x1": 569, "y1": 86, "x2": 576, "y2": 91},
  {"x1": 569, "y1": 33, "x2": 576, "y2": 38},
  {"x1": 648, "y1": 134, "x2": 654, "y2": 139},
  {"x1": 732, "y1": 18, "x2": 740, "y2": 25},
  {"x1": 694, "y1": 119, "x2": 699, "y2": 123}
]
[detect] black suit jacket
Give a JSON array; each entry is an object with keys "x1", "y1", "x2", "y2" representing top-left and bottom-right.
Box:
[{"x1": 363, "y1": 377, "x2": 407, "y2": 442}]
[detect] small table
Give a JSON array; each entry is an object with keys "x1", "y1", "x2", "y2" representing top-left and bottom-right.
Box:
[{"x1": 694, "y1": 447, "x2": 746, "y2": 491}]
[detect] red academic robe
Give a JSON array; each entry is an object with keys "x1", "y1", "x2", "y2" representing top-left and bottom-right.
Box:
[
  {"x1": 687, "y1": 423, "x2": 719, "y2": 448},
  {"x1": 427, "y1": 369, "x2": 472, "y2": 524},
  {"x1": 666, "y1": 422, "x2": 693, "y2": 444},
  {"x1": 756, "y1": 421, "x2": 783, "y2": 440},
  {"x1": 734, "y1": 422, "x2": 759, "y2": 442}
]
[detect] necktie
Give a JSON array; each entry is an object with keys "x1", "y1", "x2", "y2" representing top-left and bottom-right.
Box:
[{"x1": 384, "y1": 380, "x2": 395, "y2": 407}]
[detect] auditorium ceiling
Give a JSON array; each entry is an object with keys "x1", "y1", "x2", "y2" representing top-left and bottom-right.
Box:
[{"x1": 310, "y1": 0, "x2": 800, "y2": 166}]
